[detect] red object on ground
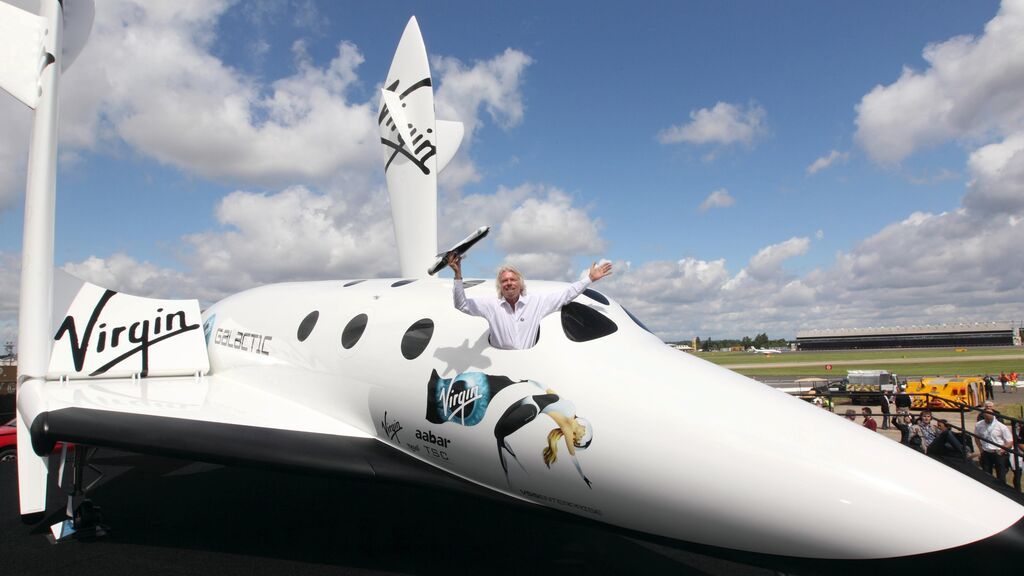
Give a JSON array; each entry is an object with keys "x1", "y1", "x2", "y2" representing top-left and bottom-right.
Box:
[{"x1": 0, "y1": 418, "x2": 70, "y2": 463}]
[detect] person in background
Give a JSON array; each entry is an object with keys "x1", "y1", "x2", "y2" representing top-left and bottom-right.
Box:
[
  {"x1": 927, "y1": 419, "x2": 964, "y2": 459},
  {"x1": 912, "y1": 410, "x2": 938, "y2": 452},
  {"x1": 894, "y1": 385, "x2": 912, "y2": 413},
  {"x1": 999, "y1": 371, "x2": 1008, "y2": 393},
  {"x1": 893, "y1": 409, "x2": 913, "y2": 445},
  {"x1": 879, "y1": 390, "x2": 892, "y2": 430},
  {"x1": 1010, "y1": 421, "x2": 1023, "y2": 489},
  {"x1": 983, "y1": 373, "x2": 994, "y2": 400},
  {"x1": 844, "y1": 409, "x2": 857, "y2": 422},
  {"x1": 861, "y1": 407, "x2": 877, "y2": 432},
  {"x1": 974, "y1": 407, "x2": 1013, "y2": 484},
  {"x1": 976, "y1": 400, "x2": 997, "y2": 422}
]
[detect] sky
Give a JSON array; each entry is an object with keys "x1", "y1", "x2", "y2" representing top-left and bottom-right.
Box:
[{"x1": 2, "y1": 0, "x2": 1024, "y2": 345}]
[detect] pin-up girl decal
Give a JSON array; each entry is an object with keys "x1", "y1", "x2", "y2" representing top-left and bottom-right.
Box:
[{"x1": 494, "y1": 389, "x2": 593, "y2": 488}]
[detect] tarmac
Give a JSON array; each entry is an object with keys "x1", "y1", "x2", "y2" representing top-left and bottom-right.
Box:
[{"x1": 1, "y1": 450, "x2": 772, "y2": 576}]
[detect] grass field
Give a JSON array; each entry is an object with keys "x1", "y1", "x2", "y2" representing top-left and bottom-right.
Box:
[
  {"x1": 997, "y1": 402, "x2": 1024, "y2": 420},
  {"x1": 694, "y1": 347, "x2": 1024, "y2": 378}
]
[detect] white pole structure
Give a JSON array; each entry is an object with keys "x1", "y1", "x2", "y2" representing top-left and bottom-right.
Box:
[{"x1": 15, "y1": 0, "x2": 63, "y2": 519}]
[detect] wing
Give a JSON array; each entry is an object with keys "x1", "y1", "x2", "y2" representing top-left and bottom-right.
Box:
[{"x1": 29, "y1": 374, "x2": 465, "y2": 489}]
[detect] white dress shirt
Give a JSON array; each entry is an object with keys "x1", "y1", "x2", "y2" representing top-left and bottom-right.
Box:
[
  {"x1": 975, "y1": 418, "x2": 1012, "y2": 453},
  {"x1": 453, "y1": 278, "x2": 592, "y2": 350}
]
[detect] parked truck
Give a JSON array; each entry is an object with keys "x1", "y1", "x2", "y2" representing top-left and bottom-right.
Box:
[{"x1": 845, "y1": 370, "x2": 898, "y2": 405}]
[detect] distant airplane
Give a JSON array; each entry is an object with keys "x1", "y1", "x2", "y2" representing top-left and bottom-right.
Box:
[
  {"x1": 4, "y1": 2, "x2": 1023, "y2": 570},
  {"x1": 749, "y1": 347, "x2": 783, "y2": 355}
]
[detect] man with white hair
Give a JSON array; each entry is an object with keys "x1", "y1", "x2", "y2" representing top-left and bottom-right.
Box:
[
  {"x1": 974, "y1": 406, "x2": 1013, "y2": 484},
  {"x1": 448, "y1": 255, "x2": 613, "y2": 350}
]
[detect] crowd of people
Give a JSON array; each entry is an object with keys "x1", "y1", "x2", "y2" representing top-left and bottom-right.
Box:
[
  {"x1": 828, "y1": 385, "x2": 1023, "y2": 490},
  {"x1": 983, "y1": 371, "x2": 1019, "y2": 396}
]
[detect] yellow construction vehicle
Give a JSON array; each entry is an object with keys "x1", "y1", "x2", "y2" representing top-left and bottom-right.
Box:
[{"x1": 905, "y1": 376, "x2": 988, "y2": 410}]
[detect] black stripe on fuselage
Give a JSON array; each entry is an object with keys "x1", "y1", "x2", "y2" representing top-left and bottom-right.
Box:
[{"x1": 29, "y1": 408, "x2": 484, "y2": 496}]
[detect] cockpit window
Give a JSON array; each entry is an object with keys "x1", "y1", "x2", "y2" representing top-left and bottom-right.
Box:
[
  {"x1": 561, "y1": 302, "x2": 618, "y2": 343},
  {"x1": 341, "y1": 314, "x2": 368, "y2": 349},
  {"x1": 583, "y1": 288, "x2": 609, "y2": 305},
  {"x1": 391, "y1": 279, "x2": 416, "y2": 288},
  {"x1": 622, "y1": 306, "x2": 653, "y2": 333},
  {"x1": 463, "y1": 279, "x2": 485, "y2": 289},
  {"x1": 343, "y1": 279, "x2": 366, "y2": 287},
  {"x1": 401, "y1": 318, "x2": 434, "y2": 359}
]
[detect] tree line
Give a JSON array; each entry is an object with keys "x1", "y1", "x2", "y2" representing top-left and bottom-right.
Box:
[{"x1": 674, "y1": 334, "x2": 789, "y2": 351}]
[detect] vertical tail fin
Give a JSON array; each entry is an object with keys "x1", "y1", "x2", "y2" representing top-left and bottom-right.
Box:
[{"x1": 378, "y1": 16, "x2": 463, "y2": 278}]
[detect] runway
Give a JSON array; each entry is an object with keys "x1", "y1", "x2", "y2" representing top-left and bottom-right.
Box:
[
  {"x1": 1, "y1": 451, "x2": 772, "y2": 576},
  {"x1": 720, "y1": 353, "x2": 1024, "y2": 370}
]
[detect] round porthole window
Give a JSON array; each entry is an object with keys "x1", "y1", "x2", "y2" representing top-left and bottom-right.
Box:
[
  {"x1": 401, "y1": 318, "x2": 434, "y2": 360},
  {"x1": 341, "y1": 314, "x2": 369, "y2": 349},
  {"x1": 297, "y1": 311, "x2": 319, "y2": 342}
]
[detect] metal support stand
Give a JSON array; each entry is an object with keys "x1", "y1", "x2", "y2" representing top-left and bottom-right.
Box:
[{"x1": 49, "y1": 446, "x2": 108, "y2": 543}]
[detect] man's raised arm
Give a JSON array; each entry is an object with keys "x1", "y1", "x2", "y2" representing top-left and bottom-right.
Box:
[{"x1": 449, "y1": 254, "x2": 477, "y2": 315}]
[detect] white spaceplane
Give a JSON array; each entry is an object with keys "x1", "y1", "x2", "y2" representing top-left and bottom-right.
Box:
[{"x1": 4, "y1": 2, "x2": 1023, "y2": 572}]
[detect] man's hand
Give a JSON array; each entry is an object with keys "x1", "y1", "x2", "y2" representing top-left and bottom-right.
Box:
[
  {"x1": 589, "y1": 261, "x2": 613, "y2": 282},
  {"x1": 447, "y1": 253, "x2": 462, "y2": 279}
]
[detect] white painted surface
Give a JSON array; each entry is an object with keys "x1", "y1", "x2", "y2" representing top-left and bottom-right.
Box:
[
  {"x1": 378, "y1": 17, "x2": 438, "y2": 278},
  {"x1": 16, "y1": 0, "x2": 63, "y2": 517},
  {"x1": 47, "y1": 271, "x2": 210, "y2": 379},
  {"x1": 0, "y1": 1, "x2": 45, "y2": 109}
]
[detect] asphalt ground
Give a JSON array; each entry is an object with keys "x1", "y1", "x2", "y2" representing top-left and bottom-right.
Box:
[{"x1": 1, "y1": 451, "x2": 772, "y2": 576}]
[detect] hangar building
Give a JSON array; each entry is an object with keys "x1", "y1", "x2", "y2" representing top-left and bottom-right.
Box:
[{"x1": 796, "y1": 322, "x2": 1021, "y2": 351}]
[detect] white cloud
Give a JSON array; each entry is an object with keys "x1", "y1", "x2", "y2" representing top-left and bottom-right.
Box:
[
  {"x1": 431, "y1": 49, "x2": 532, "y2": 193},
  {"x1": 603, "y1": 258, "x2": 731, "y2": 305},
  {"x1": 963, "y1": 132, "x2": 1024, "y2": 215},
  {"x1": 0, "y1": 98, "x2": 31, "y2": 211},
  {"x1": 0, "y1": 252, "x2": 20, "y2": 313},
  {"x1": 907, "y1": 167, "x2": 959, "y2": 186},
  {"x1": 855, "y1": 0, "x2": 1024, "y2": 164},
  {"x1": 0, "y1": 252, "x2": 19, "y2": 348},
  {"x1": 184, "y1": 185, "x2": 398, "y2": 291},
  {"x1": 439, "y1": 184, "x2": 606, "y2": 281},
  {"x1": 432, "y1": 49, "x2": 533, "y2": 144},
  {"x1": 503, "y1": 252, "x2": 575, "y2": 282},
  {"x1": 746, "y1": 237, "x2": 811, "y2": 279},
  {"x1": 806, "y1": 150, "x2": 849, "y2": 175},
  {"x1": 430, "y1": 49, "x2": 532, "y2": 192},
  {"x1": 63, "y1": 254, "x2": 201, "y2": 300},
  {"x1": 0, "y1": 0, "x2": 381, "y2": 200},
  {"x1": 496, "y1": 189, "x2": 604, "y2": 256},
  {"x1": 657, "y1": 101, "x2": 767, "y2": 147},
  {"x1": 698, "y1": 188, "x2": 736, "y2": 212}
]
